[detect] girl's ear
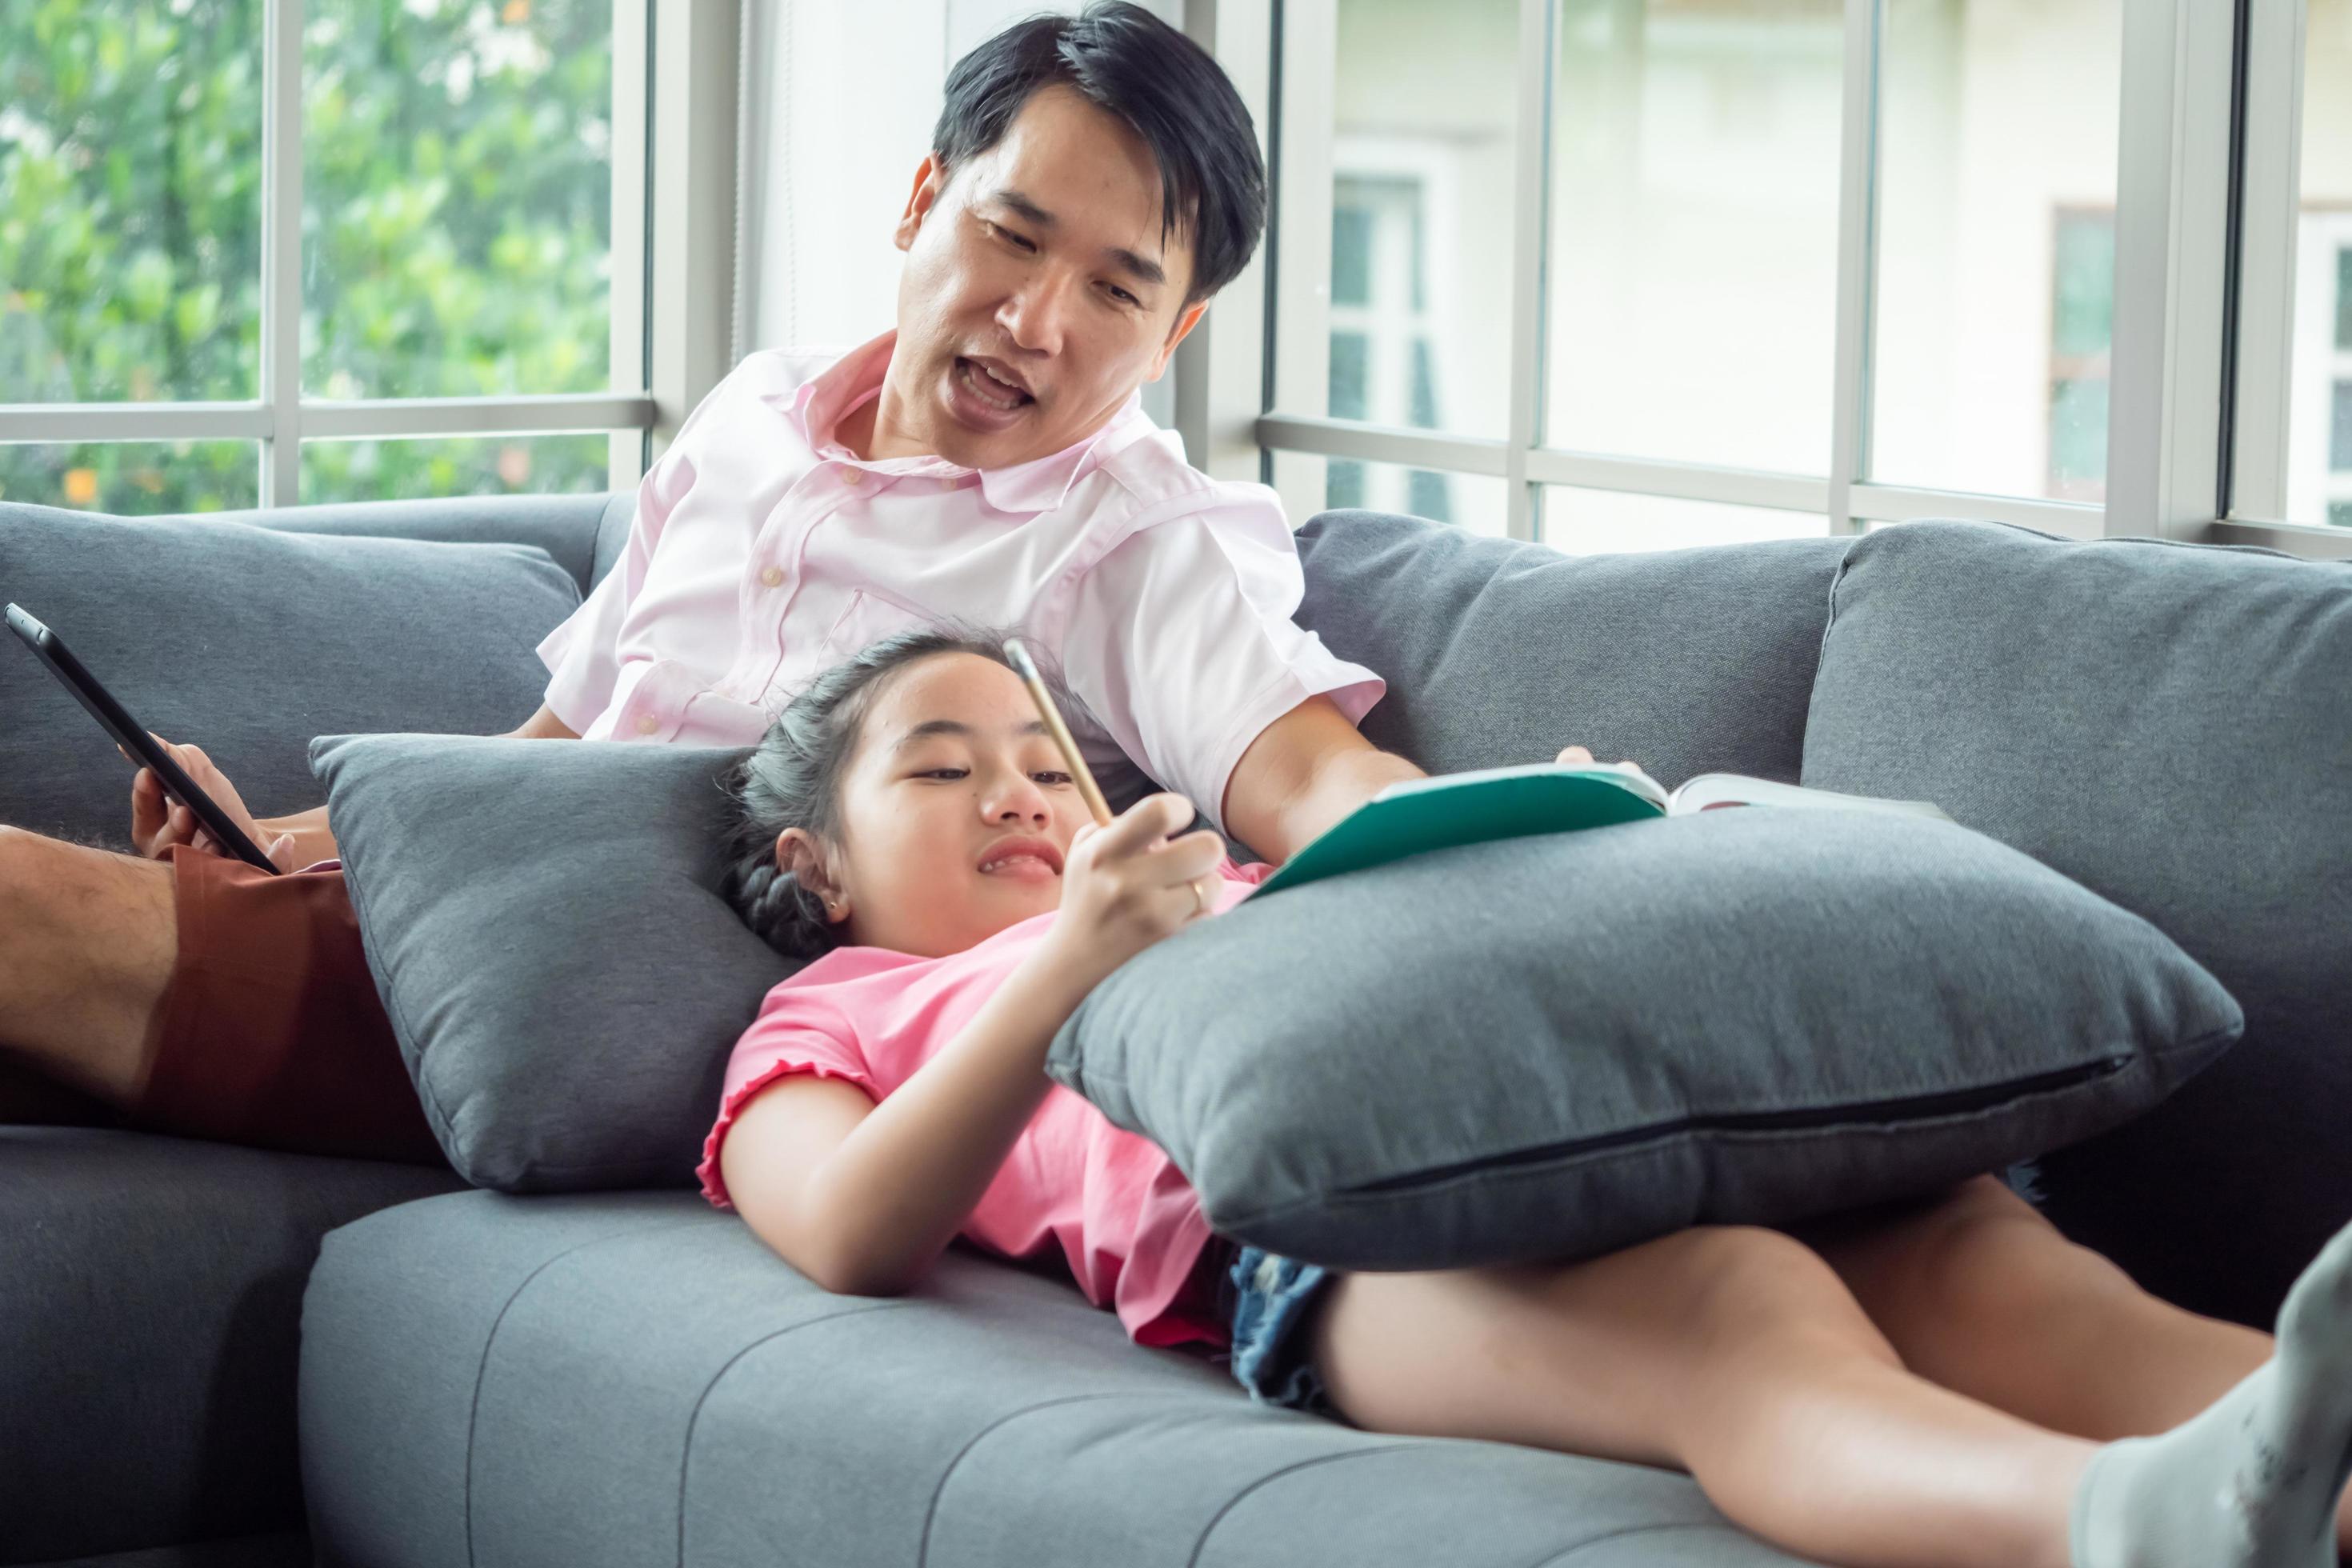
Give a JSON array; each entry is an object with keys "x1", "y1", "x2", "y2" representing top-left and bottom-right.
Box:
[{"x1": 776, "y1": 828, "x2": 846, "y2": 922}]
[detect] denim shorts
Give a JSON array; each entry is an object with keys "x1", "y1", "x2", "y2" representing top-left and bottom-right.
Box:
[{"x1": 1212, "y1": 1240, "x2": 1347, "y2": 1421}]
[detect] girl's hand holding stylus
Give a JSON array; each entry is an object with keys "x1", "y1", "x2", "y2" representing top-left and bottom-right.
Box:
[{"x1": 1038, "y1": 791, "x2": 1227, "y2": 990}]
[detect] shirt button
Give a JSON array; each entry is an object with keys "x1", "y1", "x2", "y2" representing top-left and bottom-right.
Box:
[
  {"x1": 634, "y1": 714, "x2": 658, "y2": 735},
  {"x1": 760, "y1": 566, "x2": 784, "y2": 587},
  {"x1": 841, "y1": 466, "x2": 865, "y2": 486}
]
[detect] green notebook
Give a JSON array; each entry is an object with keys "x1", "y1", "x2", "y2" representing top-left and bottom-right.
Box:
[{"x1": 1250, "y1": 764, "x2": 1950, "y2": 898}]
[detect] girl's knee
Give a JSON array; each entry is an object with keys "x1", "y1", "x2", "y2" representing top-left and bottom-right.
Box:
[
  {"x1": 1663, "y1": 1225, "x2": 1896, "y2": 1361},
  {"x1": 1907, "y1": 1198, "x2": 2127, "y2": 1328},
  {"x1": 1673, "y1": 1223, "x2": 1850, "y2": 1304}
]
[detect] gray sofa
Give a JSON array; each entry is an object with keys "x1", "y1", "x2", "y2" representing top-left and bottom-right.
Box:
[{"x1": 3, "y1": 491, "x2": 2345, "y2": 1567}]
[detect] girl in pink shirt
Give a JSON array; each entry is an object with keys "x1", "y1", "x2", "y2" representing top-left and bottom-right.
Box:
[{"x1": 695, "y1": 628, "x2": 2352, "y2": 1568}]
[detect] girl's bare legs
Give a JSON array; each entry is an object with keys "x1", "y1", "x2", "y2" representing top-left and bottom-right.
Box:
[
  {"x1": 1306, "y1": 1222, "x2": 2097, "y2": 1568},
  {"x1": 1787, "y1": 1174, "x2": 2352, "y2": 1560}
]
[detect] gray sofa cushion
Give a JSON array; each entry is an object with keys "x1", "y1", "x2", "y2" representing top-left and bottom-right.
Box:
[
  {"x1": 1292, "y1": 510, "x2": 1850, "y2": 788},
  {"x1": 300, "y1": 1188, "x2": 1816, "y2": 1567},
  {"x1": 0, "y1": 1127, "x2": 462, "y2": 1563},
  {"x1": 0, "y1": 500, "x2": 584, "y2": 848},
  {"x1": 1803, "y1": 519, "x2": 2352, "y2": 1330},
  {"x1": 245, "y1": 490, "x2": 627, "y2": 598},
  {"x1": 308, "y1": 734, "x2": 790, "y2": 1192},
  {"x1": 1046, "y1": 809, "x2": 2241, "y2": 1270}
]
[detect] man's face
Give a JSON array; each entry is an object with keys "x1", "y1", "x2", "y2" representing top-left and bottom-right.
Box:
[{"x1": 883, "y1": 83, "x2": 1210, "y2": 470}]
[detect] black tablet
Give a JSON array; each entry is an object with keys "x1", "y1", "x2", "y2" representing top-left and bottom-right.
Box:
[{"x1": 5, "y1": 604, "x2": 283, "y2": 874}]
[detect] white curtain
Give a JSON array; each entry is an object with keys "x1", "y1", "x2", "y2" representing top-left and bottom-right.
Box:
[{"x1": 737, "y1": 0, "x2": 1182, "y2": 427}]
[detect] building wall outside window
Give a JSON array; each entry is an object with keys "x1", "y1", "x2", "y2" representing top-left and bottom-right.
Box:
[{"x1": 1286, "y1": 0, "x2": 2352, "y2": 546}]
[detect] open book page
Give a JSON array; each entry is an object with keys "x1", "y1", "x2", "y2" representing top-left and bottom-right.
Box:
[
  {"x1": 1252, "y1": 762, "x2": 1953, "y2": 898},
  {"x1": 1665, "y1": 772, "x2": 1952, "y2": 822},
  {"x1": 1369, "y1": 763, "x2": 1948, "y2": 823},
  {"x1": 1370, "y1": 760, "x2": 1670, "y2": 810}
]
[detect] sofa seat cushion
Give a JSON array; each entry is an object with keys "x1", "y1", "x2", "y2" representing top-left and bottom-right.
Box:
[
  {"x1": 0, "y1": 1128, "x2": 466, "y2": 1564},
  {"x1": 301, "y1": 1191, "x2": 1814, "y2": 1568},
  {"x1": 17, "y1": 1530, "x2": 314, "y2": 1568},
  {"x1": 1802, "y1": 519, "x2": 2352, "y2": 1330}
]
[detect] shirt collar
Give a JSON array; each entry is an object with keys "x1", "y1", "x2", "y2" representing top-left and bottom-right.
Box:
[{"x1": 767, "y1": 329, "x2": 1152, "y2": 515}]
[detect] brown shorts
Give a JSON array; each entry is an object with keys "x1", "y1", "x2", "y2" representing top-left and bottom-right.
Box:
[{"x1": 124, "y1": 844, "x2": 449, "y2": 1167}]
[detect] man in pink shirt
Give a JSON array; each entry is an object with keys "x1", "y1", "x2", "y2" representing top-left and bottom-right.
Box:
[{"x1": 0, "y1": 2, "x2": 1435, "y2": 1162}]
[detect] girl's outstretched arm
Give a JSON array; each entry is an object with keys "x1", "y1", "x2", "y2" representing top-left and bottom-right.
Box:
[
  {"x1": 720, "y1": 950, "x2": 1098, "y2": 1297},
  {"x1": 723, "y1": 793, "x2": 1223, "y2": 1295}
]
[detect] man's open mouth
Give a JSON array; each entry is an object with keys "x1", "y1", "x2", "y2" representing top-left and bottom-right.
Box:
[{"x1": 956, "y1": 356, "x2": 1034, "y2": 412}]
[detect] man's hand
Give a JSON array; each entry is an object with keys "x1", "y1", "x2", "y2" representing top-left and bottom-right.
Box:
[{"x1": 126, "y1": 735, "x2": 298, "y2": 872}]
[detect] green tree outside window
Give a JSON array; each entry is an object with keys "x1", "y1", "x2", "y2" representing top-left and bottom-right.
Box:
[{"x1": 1, "y1": 0, "x2": 619, "y2": 514}]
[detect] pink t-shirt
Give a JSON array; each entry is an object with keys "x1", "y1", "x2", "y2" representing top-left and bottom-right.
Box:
[{"x1": 699, "y1": 857, "x2": 1274, "y2": 1350}]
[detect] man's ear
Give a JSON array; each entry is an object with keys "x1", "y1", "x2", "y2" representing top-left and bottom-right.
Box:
[
  {"x1": 894, "y1": 154, "x2": 948, "y2": 253},
  {"x1": 1148, "y1": 299, "x2": 1210, "y2": 381},
  {"x1": 775, "y1": 827, "x2": 845, "y2": 920}
]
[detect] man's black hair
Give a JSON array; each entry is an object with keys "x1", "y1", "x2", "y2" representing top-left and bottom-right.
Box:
[{"x1": 931, "y1": 2, "x2": 1267, "y2": 306}]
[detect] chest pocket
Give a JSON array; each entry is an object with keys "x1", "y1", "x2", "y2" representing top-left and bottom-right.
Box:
[{"x1": 818, "y1": 587, "x2": 938, "y2": 663}]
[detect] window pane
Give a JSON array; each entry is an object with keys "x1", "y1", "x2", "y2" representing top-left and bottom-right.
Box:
[
  {"x1": 2287, "y1": 0, "x2": 2352, "y2": 529},
  {"x1": 1545, "y1": 0, "x2": 1842, "y2": 473},
  {"x1": 1274, "y1": 1, "x2": 1516, "y2": 438},
  {"x1": 303, "y1": 0, "x2": 614, "y2": 399},
  {"x1": 0, "y1": 441, "x2": 258, "y2": 513},
  {"x1": 1270, "y1": 450, "x2": 1508, "y2": 538},
  {"x1": 300, "y1": 434, "x2": 610, "y2": 504},
  {"x1": 0, "y1": 2, "x2": 262, "y2": 402},
  {"x1": 1870, "y1": 0, "x2": 2122, "y2": 503},
  {"x1": 1540, "y1": 487, "x2": 1822, "y2": 554},
  {"x1": 2046, "y1": 210, "x2": 2115, "y2": 498},
  {"x1": 2338, "y1": 243, "x2": 2352, "y2": 352}
]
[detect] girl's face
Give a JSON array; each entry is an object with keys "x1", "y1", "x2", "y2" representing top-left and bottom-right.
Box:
[{"x1": 777, "y1": 652, "x2": 1092, "y2": 958}]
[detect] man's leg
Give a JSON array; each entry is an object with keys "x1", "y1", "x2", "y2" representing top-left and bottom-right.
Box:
[
  {"x1": 1, "y1": 824, "x2": 446, "y2": 1166},
  {"x1": 0, "y1": 826, "x2": 174, "y2": 1105}
]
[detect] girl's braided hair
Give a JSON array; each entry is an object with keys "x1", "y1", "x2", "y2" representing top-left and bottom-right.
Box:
[{"x1": 718, "y1": 622, "x2": 1079, "y2": 959}]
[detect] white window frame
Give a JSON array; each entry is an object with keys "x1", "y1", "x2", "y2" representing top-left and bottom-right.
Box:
[
  {"x1": 1183, "y1": 0, "x2": 2352, "y2": 562},
  {"x1": 2230, "y1": 0, "x2": 2352, "y2": 554},
  {"x1": 0, "y1": 0, "x2": 748, "y2": 509}
]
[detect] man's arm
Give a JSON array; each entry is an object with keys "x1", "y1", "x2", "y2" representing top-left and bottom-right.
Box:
[
  {"x1": 252, "y1": 702, "x2": 582, "y2": 864},
  {"x1": 1221, "y1": 694, "x2": 1426, "y2": 866}
]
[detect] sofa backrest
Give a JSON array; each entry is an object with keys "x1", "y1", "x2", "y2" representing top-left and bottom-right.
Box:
[
  {"x1": 250, "y1": 491, "x2": 633, "y2": 599},
  {"x1": 1292, "y1": 510, "x2": 1850, "y2": 788},
  {"x1": 1803, "y1": 519, "x2": 2352, "y2": 1328},
  {"x1": 0, "y1": 495, "x2": 606, "y2": 846}
]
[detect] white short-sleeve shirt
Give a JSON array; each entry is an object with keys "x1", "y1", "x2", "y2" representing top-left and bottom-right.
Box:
[{"x1": 534, "y1": 330, "x2": 1386, "y2": 836}]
